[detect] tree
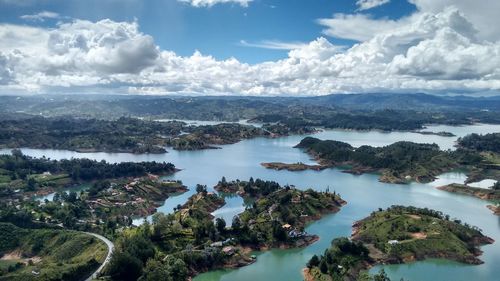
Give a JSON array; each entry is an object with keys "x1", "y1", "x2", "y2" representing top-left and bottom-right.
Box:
[
  {"x1": 106, "y1": 252, "x2": 143, "y2": 281},
  {"x1": 120, "y1": 234, "x2": 155, "y2": 263},
  {"x1": 67, "y1": 191, "x2": 78, "y2": 203},
  {"x1": 373, "y1": 269, "x2": 392, "y2": 281},
  {"x1": 272, "y1": 221, "x2": 287, "y2": 242},
  {"x1": 307, "y1": 255, "x2": 320, "y2": 268},
  {"x1": 231, "y1": 216, "x2": 242, "y2": 232},
  {"x1": 319, "y1": 260, "x2": 328, "y2": 274},
  {"x1": 11, "y1": 149, "x2": 23, "y2": 159},
  {"x1": 216, "y1": 217, "x2": 226, "y2": 233},
  {"x1": 493, "y1": 181, "x2": 500, "y2": 191},
  {"x1": 196, "y1": 184, "x2": 207, "y2": 194},
  {"x1": 26, "y1": 177, "x2": 36, "y2": 191},
  {"x1": 166, "y1": 257, "x2": 188, "y2": 281},
  {"x1": 139, "y1": 258, "x2": 170, "y2": 281}
]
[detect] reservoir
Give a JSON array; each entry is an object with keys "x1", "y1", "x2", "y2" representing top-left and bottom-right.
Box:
[{"x1": 1, "y1": 123, "x2": 500, "y2": 281}]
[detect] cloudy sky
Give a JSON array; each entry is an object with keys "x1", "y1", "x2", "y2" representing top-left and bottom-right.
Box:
[{"x1": 0, "y1": 0, "x2": 499, "y2": 96}]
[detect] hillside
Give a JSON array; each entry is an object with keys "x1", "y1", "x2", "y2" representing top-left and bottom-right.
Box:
[{"x1": 0, "y1": 223, "x2": 107, "y2": 281}]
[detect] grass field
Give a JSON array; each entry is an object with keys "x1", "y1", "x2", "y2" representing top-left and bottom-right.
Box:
[{"x1": 0, "y1": 223, "x2": 107, "y2": 281}]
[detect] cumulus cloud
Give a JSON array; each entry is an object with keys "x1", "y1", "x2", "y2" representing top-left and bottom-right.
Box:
[
  {"x1": 1, "y1": 4, "x2": 500, "y2": 96},
  {"x1": 20, "y1": 11, "x2": 60, "y2": 22},
  {"x1": 178, "y1": 0, "x2": 252, "y2": 7},
  {"x1": 410, "y1": 0, "x2": 500, "y2": 42},
  {"x1": 317, "y1": 14, "x2": 403, "y2": 41},
  {"x1": 356, "y1": 0, "x2": 390, "y2": 11}
]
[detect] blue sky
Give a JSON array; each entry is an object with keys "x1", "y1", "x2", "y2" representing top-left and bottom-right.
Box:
[
  {"x1": 0, "y1": 0, "x2": 416, "y2": 63},
  {"x1": 0, "y1": 0, "x2": 499, "y2": 96}
]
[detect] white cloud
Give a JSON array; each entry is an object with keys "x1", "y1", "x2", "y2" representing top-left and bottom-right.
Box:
[
  {"x1": 1, "y1": 4, "x2": 500, "y2": 96},
  {"x1": 178, "y1": 0, "x2": 252, "y2": 8},
  {"x1": 410, "y1": 0, "x2": 500, "y2": 42},
  {"x1": 20, "y1": 11, "x2": 60, "y2": 22},
  {"x1": 239, "y1": 40, "x2": 309, "y2": 50},
  {"x1": 356, "y1": 0, "x2": 390, "y2": 11},
  {"x1": 317, "y1": 14, "x2": 403, "y2": 41}
]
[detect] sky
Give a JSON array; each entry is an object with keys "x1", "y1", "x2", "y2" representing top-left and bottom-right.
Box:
[{"x1": 0, "y1": 0, "x2": 499, "y2": 96}]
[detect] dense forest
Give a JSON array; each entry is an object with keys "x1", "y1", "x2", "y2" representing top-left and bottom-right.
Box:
[
  {"x1": 0, "y1": 116, "x2": 308, "y2": 152},
  {"x1": 0, "y1": 117, "x2": 184, "y2": 153},
  {"x1": 295, "y1": 137, "x2": 457, "y2": 183},
  {"x1": 0, "y1": 151, "x2": 176, "y2": 181},
  {"x1": 458, "y1": 133, "x2": 500, "y2": 153},
  {"x1": 101, "y1": 179, "x2": 344, "y2": 281},
  {"x1": 0, "y1": 150, "x2": 177, "y2": 196},
  {"x1": 167, "y1": 123, "x2": 269, "y2": 150}
]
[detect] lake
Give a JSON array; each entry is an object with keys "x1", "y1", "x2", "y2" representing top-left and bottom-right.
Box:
[{"x1": 1, "y1": 123, "x2": 500, "y2": 281}]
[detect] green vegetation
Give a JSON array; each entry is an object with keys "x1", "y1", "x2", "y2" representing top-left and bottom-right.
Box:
[
  {"x1": 0, "y1": 116, "x2": 312, "y2": 152},
  {"x1": 0, "y1": 176, "x2": 186, "y2": 236},
  {"x1": 237, "y1": 186, "x2": 345, "y2": 249},
  {"x1": 0, "y1": 117, "x2": 184, "y2": 153},
  {"x1": 0, "y1": 223, "x2": 106, "y2": 281},
  {"x1": 305, "y1": 238, "x2": 372, "y2": 281},
  {"x1": 214, "y1": 177, "x2": 282, "y2": 197},
  {"x1": 289, "y1": 137, "x2": 457, "y2": 183},
  {"x1": 101, "y1": 178, "x2": 345, "y2": 280},
  {"x1": 167, "y1": 123, "x2": 268, "y2": 150},
  {"x1": 437, "y1": 183, "x2": 500, "y2": 201},
  {"x1": 0, "y1": 150, "x2": 177, "y2": 197},
  {"x1": 353, "y1": 206, "x2": 493, "y2": 265},
  {"x1": 458, "y1": 133, "x2": 500, "y2": 153},
  {"x1": 261, "y1": 162, "x2": 326, "y2": 171},
  {"x1": 306, "y1": 206, "x2": 493, "y2": 281},
  {"x1": 3, "y1": 94, "x2": 499, "y2": 129}
]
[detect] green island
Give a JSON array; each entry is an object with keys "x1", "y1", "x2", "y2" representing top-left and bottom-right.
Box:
[
  {"x1": 260, "y1": 162, "x2": 326, "y2": 171},
  {"x1": 456, "y1": 133, "x2": 500, "y2": 182},
  {"x1": 263, "y1": 137, "x2": 458, "y2": 184},
  {"x1": 100, "y1": 178, "x2": 345, "y2": 281},
  {"x1": 0, "y1": 222, "x2": 107, "y2": 281},
  {"x1": 434, "y1": 133, "x2": 500, "y2": 215},
  {"x1": 437, "y1": 183, "x2": 500, "y2": 201},
  {"x1": 213, "y1": 177, "x2": 282, "y2": 196},
  {"x1": 166, "y1": 123, "x2": 268, "y2": 150},
  {"x1": 414, "y1": 131, "x2": 456, "y2": 137},
  {"x1": 304, "y1": 206, "x2": 494, "y2": 281}
]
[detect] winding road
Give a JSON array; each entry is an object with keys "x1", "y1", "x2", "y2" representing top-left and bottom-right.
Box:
[{"x1": 85, "y1": 232, "x2": 114, "y2": 281}]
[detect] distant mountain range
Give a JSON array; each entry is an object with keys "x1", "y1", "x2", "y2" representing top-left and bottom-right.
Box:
[{"x1": 0, "y1": 93, "x2": 499, "y2": 121}]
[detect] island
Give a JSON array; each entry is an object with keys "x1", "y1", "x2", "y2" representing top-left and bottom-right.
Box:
[
  {"x1": 0, "y1": 223, "x2": 107, "y2": 280},
  {"x1": 415, "y1": 131, "x2": 456, "y2": 137},
  {"x1": 166, "y1": 123, "x2": 269, "y2": 150},
  {"x1": 435, "y1": 133, "x2": 500, "y2": 215},
  {"x1": 260, "y1": 162, "x2": 326, "y2": 171},
  {"x1": 437, "y1": 183, "x2": 500, "y2": 201},
  {"x1": 304, "y1": 206, "x2": 494, "y2": 281},
  {"x1": 101, "y1": 178, "x2": 346, "y2": 281},
  {"x1": 263, "y1": 137, "x2": 457, "y2": 184}
]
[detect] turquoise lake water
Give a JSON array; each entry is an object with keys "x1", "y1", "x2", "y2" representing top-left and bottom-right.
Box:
[{"x1": 2, "y1": 123, "x2": 500, "y2": 281}]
